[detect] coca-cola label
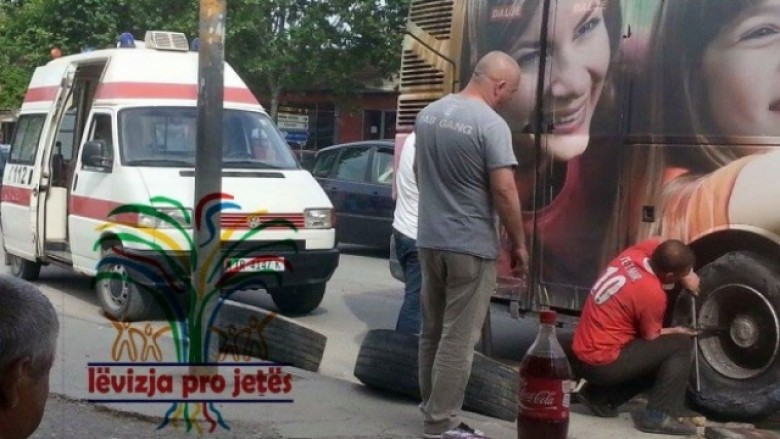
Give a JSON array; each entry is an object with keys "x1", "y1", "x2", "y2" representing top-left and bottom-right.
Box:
[{"x1": 518, "y1": 378, "x2": 571, "y2": 420}]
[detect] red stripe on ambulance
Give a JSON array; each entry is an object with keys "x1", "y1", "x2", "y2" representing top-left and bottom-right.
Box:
[
  {"x1": 23, "y1": 86, "x2": 59, "y2": 103},
  {"x1": 69, "y1": 195, "x2": 138, "y2": 225},
  {"x1": 0, "y1": 186, "x2": 32, "y2": 206},
  {"x1": 95, "y1": 82, "x2": 259, "y2": 105}
]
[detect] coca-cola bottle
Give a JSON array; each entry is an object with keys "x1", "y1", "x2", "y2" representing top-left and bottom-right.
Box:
[{"x1": 517, "y1": 310, "x2": 573, "y2": 439}]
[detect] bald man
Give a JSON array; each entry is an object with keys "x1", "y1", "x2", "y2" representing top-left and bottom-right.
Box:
[
  {"x1": 572, "y1": 238, "x2": 701, "y2": 436},
  {"x1": 414, "y1": 51, "x2": 528, "y2": 438}
]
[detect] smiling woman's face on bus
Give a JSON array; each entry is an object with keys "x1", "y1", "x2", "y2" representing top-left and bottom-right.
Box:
[
  {"x1": 502, "y1": 0, "x2": 612, "y2": 161},
  {"x1": 701, "y1": 0, "x2": 780, "y2": 139}
]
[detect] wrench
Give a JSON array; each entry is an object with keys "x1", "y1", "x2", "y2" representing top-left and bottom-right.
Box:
[{"x1": 691, "y1": 293, "x2": 701, "y2": 393}]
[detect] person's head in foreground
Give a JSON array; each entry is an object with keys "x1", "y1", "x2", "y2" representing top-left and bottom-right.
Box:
[{"x1": 0, "y1": 276, "x2": 59, "y2": 439}]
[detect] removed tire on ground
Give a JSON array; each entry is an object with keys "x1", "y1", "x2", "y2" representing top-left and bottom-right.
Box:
[
  {"x1": 354, "y1": 329, "x2": 518, "y2": 421},
  {"x1": 214, "y1": 299, "x2": 327, "y2": 372}
]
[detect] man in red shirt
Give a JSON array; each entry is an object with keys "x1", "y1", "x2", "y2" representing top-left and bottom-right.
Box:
[{"x1": 572, "y1": 238, "x2": 701, "y2": 436}]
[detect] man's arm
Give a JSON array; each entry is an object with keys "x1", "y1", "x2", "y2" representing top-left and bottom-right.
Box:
[{"x1": 490, "y1": 166, "x2": 528, "y2": 273}]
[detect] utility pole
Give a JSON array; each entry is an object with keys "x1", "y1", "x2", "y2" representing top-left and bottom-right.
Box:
[{"x1": 191, "y1": 0, "x2": 226, "y2": 372}]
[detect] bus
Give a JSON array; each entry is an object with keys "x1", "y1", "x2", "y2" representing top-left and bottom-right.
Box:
[{"x1": 395, "y1": 0, "x2": 780, "y2": 421}]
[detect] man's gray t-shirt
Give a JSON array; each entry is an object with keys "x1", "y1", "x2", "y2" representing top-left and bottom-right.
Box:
[{"x1": 415, "y1": 93, "x2": 517, "y2": 260}]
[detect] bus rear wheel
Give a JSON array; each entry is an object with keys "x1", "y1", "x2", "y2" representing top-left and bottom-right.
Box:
[{"x1": 673, "y1": 251, "x2": 780, "y2": 420}]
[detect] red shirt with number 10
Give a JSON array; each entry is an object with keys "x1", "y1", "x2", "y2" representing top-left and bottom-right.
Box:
[{"x1": 572, "y1": 238, "x2": 666, "y2": 366}]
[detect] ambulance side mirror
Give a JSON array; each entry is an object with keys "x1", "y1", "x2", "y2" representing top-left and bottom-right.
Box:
[{"x1": 82, "y1": 140, "x2": 112, "y2": 170}]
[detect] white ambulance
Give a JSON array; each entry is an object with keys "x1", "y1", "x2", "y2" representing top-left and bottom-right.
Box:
[{"x1": 0, "y1": 31, "x2": 339, "y2": 320}]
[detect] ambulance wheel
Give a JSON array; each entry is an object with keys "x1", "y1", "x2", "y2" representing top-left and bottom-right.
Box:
[
  {"x1": 672, "y1": 251, "x2": 780, "y2": 420},
  {"x1": 8, "y1": 254, "x2": 41, "y2": 281},
  {"x1": 269, "y1": 283, "x2": 326, "y2": 315},
  {"x1": 96, "y1": 245, "x2": 155, "y2": 322}
]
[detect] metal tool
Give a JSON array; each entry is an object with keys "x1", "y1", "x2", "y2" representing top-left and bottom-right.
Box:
[{"x1": 691, "y1": 293, "x2": 701, "y2": 393}]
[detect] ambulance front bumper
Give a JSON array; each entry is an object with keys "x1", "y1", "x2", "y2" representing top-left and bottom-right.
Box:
[{"x1": 117, "y1": 244, "x2": 339, "y2": 293}]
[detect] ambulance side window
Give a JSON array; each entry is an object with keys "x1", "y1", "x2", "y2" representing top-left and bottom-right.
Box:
[
  {"x1": 88, "y1": 114, "x2": 113, "y2": 159},
  {"x1": 54, "y1": 110, "x2": 77, "y2": 162},
  {"x1": 9, "y1": 114, "x2": 46, "y2": 165}
]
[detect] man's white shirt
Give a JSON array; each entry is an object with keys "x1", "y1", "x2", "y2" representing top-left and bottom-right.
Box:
[{"x1": 393, "y1": 133, "x2": 419, "y2": 240}]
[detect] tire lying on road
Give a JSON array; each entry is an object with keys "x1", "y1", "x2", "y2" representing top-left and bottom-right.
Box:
[
  {"x1": 353, "y1": 329, "x2": 518, "y2": 421},
  {"x1": 672, "y1": 251, "x2": 780, "y2": 420},
  {"x1": 214, "y1": 299, "x2": 327, "y2": 372}
]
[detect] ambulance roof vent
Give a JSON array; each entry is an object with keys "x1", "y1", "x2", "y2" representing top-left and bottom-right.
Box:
[{"x1": 144, "y1": 31, "x2": 190, "y2": 52}]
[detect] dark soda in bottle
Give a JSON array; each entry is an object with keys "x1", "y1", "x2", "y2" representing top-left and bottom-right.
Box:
[{"x1": 517, "y1": 310, "x2": 573, "y2": 439}]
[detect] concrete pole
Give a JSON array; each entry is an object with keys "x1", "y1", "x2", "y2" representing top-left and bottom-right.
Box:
[{"x1": 191, "y1": 0, "x2": 225, "y2": 372}]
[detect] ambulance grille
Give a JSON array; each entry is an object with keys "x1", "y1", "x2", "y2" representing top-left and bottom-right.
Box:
[
  {"x1": 221, "y1": 213, "x2": 306, "y2": 230},
  {"x1": 409, "y1": 0, "x2": 454, "y2": 40},
  {"x1": 144, "y1": 31, "x2": 190, "y2": 52}
]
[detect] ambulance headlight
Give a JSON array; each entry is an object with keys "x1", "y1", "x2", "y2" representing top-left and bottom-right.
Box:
[
  {"x1": 137, "y1": 208, "x2": 193, "y2": 229},
  {"x1": 304, "y1": 208, "x2": 332, "y2": 229}
]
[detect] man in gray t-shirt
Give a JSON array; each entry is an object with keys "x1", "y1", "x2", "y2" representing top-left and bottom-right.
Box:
[{"x1": 415, "y1": 51, "x2": 529, "y2": 438}]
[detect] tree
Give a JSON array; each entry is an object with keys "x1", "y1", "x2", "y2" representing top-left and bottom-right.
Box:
[
  {"x1": 225, "y1": 0, "x2": 410, "y2": 120},
  {"x1": 0, "y1": 0, "x2": 410, "y2": 114}
]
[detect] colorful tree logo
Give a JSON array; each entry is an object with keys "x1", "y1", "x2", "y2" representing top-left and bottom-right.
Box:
[{"x1": 94, "y1": 193, "x2": 298, "y2": 432}]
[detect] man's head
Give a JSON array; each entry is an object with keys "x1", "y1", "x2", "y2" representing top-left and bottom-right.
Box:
[
  {"x1": 466, "y1": 51, "x2": 522, "y2": 109},
  {"x1": 0, "y1": 276, "x2": 59, "y2": 439},
  {"x1": 650, "y1": 239, "x2": 696, "y2": 285}
]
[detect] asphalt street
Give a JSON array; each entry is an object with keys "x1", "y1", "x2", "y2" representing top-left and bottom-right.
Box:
[{"x1": 4, "y1": 242, "x2": 779, "y2": 438}]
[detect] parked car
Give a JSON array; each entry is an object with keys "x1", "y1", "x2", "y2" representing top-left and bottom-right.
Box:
[
  {"x1": 312, "y1": 140, "x2": 395, "y2": 249},
  {"x1": 295, "y1": 149, "x2": 317, "y2": 171}
]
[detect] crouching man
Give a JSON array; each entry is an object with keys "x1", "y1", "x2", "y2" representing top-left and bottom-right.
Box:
[
  {"x1": 0, "y1": 276, "x2": 59, "y2": 439},
  {"x1": 572, "y1": 238, "x2": 700, "y2": 436}
]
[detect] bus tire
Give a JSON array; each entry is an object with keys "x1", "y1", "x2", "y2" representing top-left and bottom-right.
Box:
[
  {"x1": 353, "y1": 329, "x2": 518, "y2": 421},
  {"x1": 269, "y1": 283, "x2": 326, "y2": 315},
  {"x1": 354, "y1": 329, "x2": 419, "y2": 398},
  {"x1": 96, "y1": 244, "x2": 156, "y2": 322},
  {"x1": 672, "y1": 251, "x2": 780, "y2": 420},
  {"x1": 215, "y1": 300, "x2": 327, "y2": 372},
  {"x1": 8, "y1": 254, "x2": 41, "y2": 281}
]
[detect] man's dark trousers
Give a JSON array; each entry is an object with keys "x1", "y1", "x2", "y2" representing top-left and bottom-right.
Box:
[{"x1": 574, "y1": 334, "x2": 693, "y2": 416}]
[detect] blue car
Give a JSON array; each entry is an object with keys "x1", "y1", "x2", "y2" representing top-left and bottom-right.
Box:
[{"x1": 311, "y1": 141, "x2": 395, "y2": 249}]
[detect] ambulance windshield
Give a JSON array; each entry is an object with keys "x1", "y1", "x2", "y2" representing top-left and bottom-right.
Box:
[{"x1": 118, "y1": 107, "x2": 299, "y2": 169}]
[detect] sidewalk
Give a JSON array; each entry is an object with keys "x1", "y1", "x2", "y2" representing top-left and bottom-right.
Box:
[{"x1": 48, "y1": 311, "x2": 689, "y2": 439}]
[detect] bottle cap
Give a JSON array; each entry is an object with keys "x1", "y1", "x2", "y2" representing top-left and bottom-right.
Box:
[{"x1": 540, "y1": 310, "x2": 557, "y2": 324}]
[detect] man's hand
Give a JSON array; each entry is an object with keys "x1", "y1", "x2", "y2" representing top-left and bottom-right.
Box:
[
  {"x1": 680, "y1": 271, "x2": 701, "y2": 296},
  {"x1": 489, "y1": 167, "x2": 528, "y2": 278},
  {"x1": 512, "y1": 245, "x2": 529, "y2": 277}
]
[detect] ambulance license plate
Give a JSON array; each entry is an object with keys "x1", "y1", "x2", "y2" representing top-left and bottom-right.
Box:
[{"x1": 226, "y1": 257, "x2": 285, "y2": 272}]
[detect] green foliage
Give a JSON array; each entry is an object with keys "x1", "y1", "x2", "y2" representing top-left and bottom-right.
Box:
[
  {"x1": 226, "y1": 0, "x2": 409, "y2": 117},
  {"x1": 0, "y1": 0, "x2": 410, "y2": 111}
]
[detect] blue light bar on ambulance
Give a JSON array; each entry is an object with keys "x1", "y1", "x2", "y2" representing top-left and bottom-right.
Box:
[
  {"x1": 190, "y1": 38, "x2": 200, "y2": 51},
  {"x1": 118, "y1": 32, "x2": 136, "y2": 48}
]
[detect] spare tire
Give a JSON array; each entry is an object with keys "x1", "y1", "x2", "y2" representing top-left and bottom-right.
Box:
[
  {"x1": 672, "y1": 251, "x2": 780, "y2": 420},
  {"x1": 214, "y1": 300, "x2": 327, "y2": 372},
  {"x1": 354, "y1": 329, "x2": 518, "y2": 421}
]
